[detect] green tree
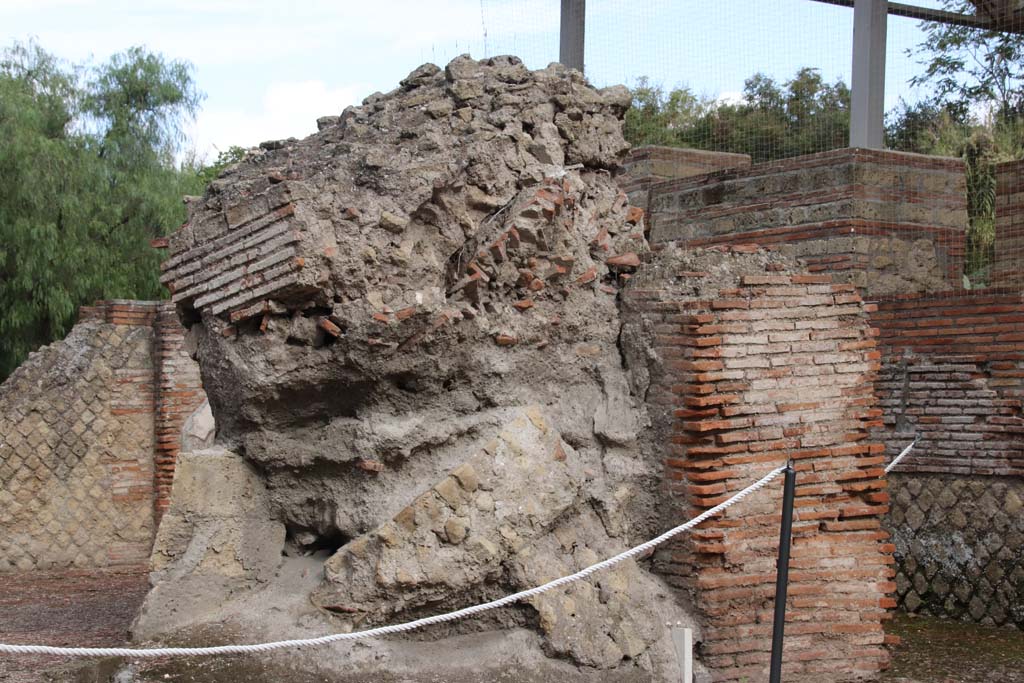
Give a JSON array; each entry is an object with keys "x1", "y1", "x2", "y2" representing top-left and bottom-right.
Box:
[
  {"x1": 910, "y1": 0, "x2": 1024, "y2": 121},
  {"x1": 0, "y1": 41, "x2": 204, "y2": 379},
  {"x1": 703, "y1": 69, "x2": 850, "y2": 162},
  {"x1": 902, "y1": 1, "x2": 1024, "y2": 284},
  {"x1": 623, "y1": 77, "x2": 712, "y2": 147},
  {"x1": 193, "y1": 145, "x2": 248, "y2": 187},
  {"x1": 624, "y1": 68, "x2": 850, "y2": 163}
]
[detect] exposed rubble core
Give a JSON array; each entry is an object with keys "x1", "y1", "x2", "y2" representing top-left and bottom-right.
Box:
[
  {"x1": 310, "y1": 408, "x2": 682, "y2": 669},
  {"x1": 145, "y1": 55, "x2": 703, "y2": 681}
]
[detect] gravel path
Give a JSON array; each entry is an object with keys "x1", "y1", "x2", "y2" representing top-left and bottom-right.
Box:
[{"x1": 882, "y1": 613, "x2": 1024, "y2": 683}]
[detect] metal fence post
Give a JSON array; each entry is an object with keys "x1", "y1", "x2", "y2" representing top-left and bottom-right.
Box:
[
  {"x1": 559, "y1": 0, "x2": 585, "y2": 73},
  {"x1": 669, "y1": 623, "x2": 693, "y2": 683},
  {"x1": 769, "y1": 462, "x2": 797, "y2": 683},
  {"x1": 849, "y1": 0, "x2": 888, "y2": 148}
]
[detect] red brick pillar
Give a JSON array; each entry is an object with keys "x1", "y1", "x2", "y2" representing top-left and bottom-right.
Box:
[
  {"x1": 994, "y1": 159, "x2": 1024, "y2": 288},
  {"x1": 625, "y1": 249, "x2": 894, "y2": 681},
  {"x1": 152, "y1": 303, "x2": 207, "y2": 520}
]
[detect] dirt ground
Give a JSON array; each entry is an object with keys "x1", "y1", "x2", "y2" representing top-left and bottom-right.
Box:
[
  {"x1": 0, "y1": 568, "x2": 1021, "y2": 682},
  {"x1": 881, "y1": 612, "x2": 1024, "y2": 683},
  {"x1": 0, "y1": 568, "x2": 150, "y2": 683}
]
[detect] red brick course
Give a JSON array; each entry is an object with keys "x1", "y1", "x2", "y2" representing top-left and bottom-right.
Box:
[
  {"x1": 153, "y1": 303, "x2": 206, "y2": 518},
  {"x1": 993, "y1": 159, "x2": 1024, "y2": 289}
]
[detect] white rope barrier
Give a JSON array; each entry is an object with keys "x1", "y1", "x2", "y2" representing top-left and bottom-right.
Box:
[
  {"x1": 0, "y1": 466, "x2": 787, "y2": 659},
  {"x1": 884, "y1": 437, "x2": 919, "y2": 474}
]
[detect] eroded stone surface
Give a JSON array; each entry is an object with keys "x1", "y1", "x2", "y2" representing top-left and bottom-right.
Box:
[
  {"x1": 181, "y1": 400, "x2": 216, "y2": 452},
  {"x1": 134, "y1": 449, "x2": 285, "y2": 639},
  {"x1": 311, "y1": 408, "x2": 691, "y2": 671}
]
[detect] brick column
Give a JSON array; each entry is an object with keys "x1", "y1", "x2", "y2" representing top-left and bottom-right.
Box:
[
  {"x1": 993, "y1": 159, "x2": 1024, "y2": 288},
  {"x1": 153, "y1": 302, "x2": 206, "y2": 520},
  {"x1": 625, "y1": 249, "x2": 894, "y2": 681}
]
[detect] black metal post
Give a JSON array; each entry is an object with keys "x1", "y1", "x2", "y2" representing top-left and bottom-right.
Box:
[{"x1": 769, "y1": 462, "x2": 797, "y2": 683}]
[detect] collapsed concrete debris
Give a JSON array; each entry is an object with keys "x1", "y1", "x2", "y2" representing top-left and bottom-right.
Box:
[
  {"x1": 143, "y1": 55, "x2": 703, "y2": 681},
  {"x1": 139, "y1": 54, "x2": 894, "y2": 682}
]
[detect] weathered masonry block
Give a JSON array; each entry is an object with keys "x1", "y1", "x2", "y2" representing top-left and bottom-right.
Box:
[
  {"x1": 0, "y1": 301, "x2": 206, "y2": 571},
  {"x1": 642, "y1": 148, "x2": 968, "y2": 297},
  {"x1": 994, "y1": 159, "x2": 1024, "y2": 289},
  {"x1": 623, "y1": 246, "x2": 893, "y2": 682},
  {"x1": 619, "y1": 145, "x2": 752, "y2": 211},
  {"x1": 870, "y1": 291, "x2": 1024, "y2": 628}
]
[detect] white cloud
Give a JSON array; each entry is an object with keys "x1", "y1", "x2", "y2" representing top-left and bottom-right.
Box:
[
  {"x1": 189, "y1": 79, "x2": 369, "y2": 158},
  {"x1": 716, "y1": 90, "x2": 745, "y2": 106},
  {"x1": 4, "y1": 0, "x2": 560, "y2": 159}
]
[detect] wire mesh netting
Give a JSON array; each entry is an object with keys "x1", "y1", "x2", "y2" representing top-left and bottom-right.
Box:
[
  {"x1": 466, "y1": 0, "x2": 1024, "y2": 297},
  {"x1": 882, "y1": 2, "x2": 1024, "y2": 292}
]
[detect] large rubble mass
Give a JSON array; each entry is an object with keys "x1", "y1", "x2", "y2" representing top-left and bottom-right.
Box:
[{"x1": 140, "y1": 55, "x2": 705, "y2": 681}]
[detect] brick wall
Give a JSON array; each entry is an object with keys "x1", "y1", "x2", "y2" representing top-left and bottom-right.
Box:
[
  {"x1": 645, "y1": 148, "x2": 968, "y2": 297},
  {"x1": 994, "y1": 159, "x2": 1024, "y2": 288},
  {"x1": 0, "y1": 301, "x2": 206, "y2": 570},
  {"x1": 624, "y1": 247, "x2": 893, "y2": 681},
  {"x1": 616, "y1": 147, "x2": 1022, "y2": 640},
  {"x1": 871, "y1": 291, "x2": 1023, "y2": 477},
  {"x1": 870, "y1": 290, "x2": 1024, "y2": 628}
]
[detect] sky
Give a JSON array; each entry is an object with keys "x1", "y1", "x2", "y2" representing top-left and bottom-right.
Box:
[{"x1": 1, "y1": 0, "x2": 946, "y2": 161}]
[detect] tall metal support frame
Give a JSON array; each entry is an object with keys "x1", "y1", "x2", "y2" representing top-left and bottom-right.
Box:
[
  {"x1": 559, "y1": 0, "x2": 586, "y2": 73},
  {"x1": 850, "y1": 0, "x2": 888, "y2": 148},
  {"x1": 810, "y1": 0, "x2": 1001, "y2": 30}
]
